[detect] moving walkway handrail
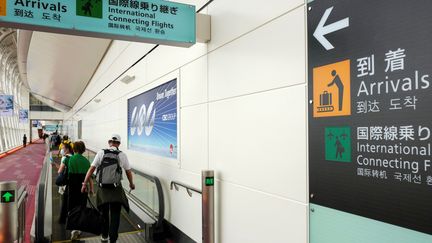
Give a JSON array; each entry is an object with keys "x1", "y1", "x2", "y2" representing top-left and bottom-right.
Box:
[
  {"x1": 130, "y1": 168, "x2": 165, "y2": 228},
  {"x1": 17, "y1": 185, "x2": 27, "y2": 206},
  {"x1": 35, "y1": 150, "x2": 50, "y2": 243},
  {"x1": 170, "y1": 181, "x2": 202, "y2": 196}
]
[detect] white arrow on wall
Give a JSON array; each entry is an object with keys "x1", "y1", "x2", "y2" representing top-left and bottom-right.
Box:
[{"x1": 313, "y1": 6, "x2": 350, "y2": 50}]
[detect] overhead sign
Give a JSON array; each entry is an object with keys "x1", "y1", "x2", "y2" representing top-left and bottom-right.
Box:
[
  {"x1": 44, "y1": 124, "x2": 60, "y2": 132},
  {"x1": 0, "y1": 0, "x2": 196, "y2": 47},
  {"x1": 1, "y1": 190, "x2": 14, "y2": 203},
  {"x1": 0, "y1": 95, "x2": 13, "y2": 116},
  {"x1": 308, "y1": 0, "x2": 432, "y2": 240},
  {"x1": 127, "y1": 79, "x2": 177, "y2": 159}
]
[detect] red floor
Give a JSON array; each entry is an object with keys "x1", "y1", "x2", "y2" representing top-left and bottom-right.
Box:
[{"x1": 0, "y1": 140, "x2": 47, "y2": 243}]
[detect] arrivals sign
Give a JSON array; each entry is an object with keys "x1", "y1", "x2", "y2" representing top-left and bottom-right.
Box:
[
  {"x1": 0, "y1": 0, "x2": 196, "y2": 47},
  {"x1": 127, "y1": 79, "x2": 177, "y2": 159},
  {"x1": 308, "y1": 0, "x2": 432, "y2": 238}
]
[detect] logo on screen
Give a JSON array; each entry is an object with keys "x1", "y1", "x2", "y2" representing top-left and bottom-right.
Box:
[{"x1": 130, "y1": 102, "x2": 156, "y2": 136}]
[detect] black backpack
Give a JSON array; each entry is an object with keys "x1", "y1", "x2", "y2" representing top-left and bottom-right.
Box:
[{"x1": 96, "y1": 149, "x2": 123, "y2": 187}]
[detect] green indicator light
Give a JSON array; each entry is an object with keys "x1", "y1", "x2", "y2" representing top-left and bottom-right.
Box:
[
  {"x1": 1, "y1": 190, "x2": 15, "y2": 203},
  {"x1": 205, "y1": 177, "x2": 214, "y2": 186}
]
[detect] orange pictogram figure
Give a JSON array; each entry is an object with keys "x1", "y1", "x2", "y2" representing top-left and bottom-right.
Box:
[
  {"x1": 0, "y1": 0, "x2": 6, "y2": 16},
  {"x1": 313, "y1": 60, "x2": 351, "y2": 117}
]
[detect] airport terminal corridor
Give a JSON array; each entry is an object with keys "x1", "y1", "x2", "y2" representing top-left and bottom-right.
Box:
[{"x1": 0, "y1": 0, "x2": 432, "y2": 243}]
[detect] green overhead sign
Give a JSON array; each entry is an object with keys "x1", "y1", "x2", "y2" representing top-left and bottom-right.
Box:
[{"x1": 0, "y1": 0, "x2": 196, "y2": 47}]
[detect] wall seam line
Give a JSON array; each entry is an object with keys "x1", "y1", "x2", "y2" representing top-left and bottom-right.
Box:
[
  {"x1": 218, "y1": 178, "x2": 309, "y2": 206},
  {"x1": 209, "y1": 82, "x2": 306, "y2": 104}
]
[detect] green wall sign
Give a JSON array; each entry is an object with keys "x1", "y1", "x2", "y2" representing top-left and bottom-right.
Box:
[
  {"x1": 205, "y1": 177, "x2": 214, "y2": 186},
  {"x1": 324, "y1": 127, "x2": 351, "y2": 162},
  {"x1": 0, "y1": 0, "x2": 196, "y2": 47},
  {"x1": 1, "y1": 190, "x2": 15, "y2": 203}
]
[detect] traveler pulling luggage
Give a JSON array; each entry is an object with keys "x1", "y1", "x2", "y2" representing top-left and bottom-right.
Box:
[
  {"x1": 64, "y1": 141, "x2": 95, "y2": 240},
  {"x1": 81, "y1": 134, "x2": 135, "y2": 243}
]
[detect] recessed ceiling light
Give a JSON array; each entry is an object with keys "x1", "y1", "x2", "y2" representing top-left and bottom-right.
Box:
[{"x1": 120, "y1": 75, "x2": 135, "y2": 84}]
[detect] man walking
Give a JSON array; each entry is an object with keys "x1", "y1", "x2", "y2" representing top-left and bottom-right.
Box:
[{"x1": 81, "y1": 134, "x2": 135, "y2": 243}]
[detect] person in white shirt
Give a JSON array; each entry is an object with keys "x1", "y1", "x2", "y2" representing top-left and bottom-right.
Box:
[{"x1": 81, "y1": 134, "x2": 135, "y2": 243}]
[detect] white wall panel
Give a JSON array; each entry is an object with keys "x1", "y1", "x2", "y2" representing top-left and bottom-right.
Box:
[
  {"x1": 208, "y1": 0, "x2": 304, "y2": 51},
  {"x1": 85, "y1": 41, "x2": 129, "y2": 91},
  {"x1": 88, "y1": 43, "x2": 154, "y2": 95},
  {"x1": 209, "y1": 85, "x2": 307, "y2": 203},
  {"x1": 180, "y1": 56, "x2": 208, "y2": 107},
  {"x1": 180, "y1": 104, "x2": 208, "y2": 173},
  {"x1": 146, "y1": 43, "x2": 207, "y2": 83},
  {"x1": 216, "y1": 181, "x2": 308, "y2": 243},
  {"x1": 73, "y1": 40, "x2": 129, "y2": 111},
  {"x1": 74, "y1": 42, "x2": 154, "y2": 112},
  {"x1": 168, "y1": 185, "x2": 202, "y2": 242},
  {"x1": 208, "y1": 6, "x2": 306, "y2": 101}
]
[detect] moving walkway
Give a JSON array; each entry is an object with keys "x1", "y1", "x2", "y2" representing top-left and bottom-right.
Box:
[{"x1": 32, "y1": 149, "x2": 166, "y2": 243}]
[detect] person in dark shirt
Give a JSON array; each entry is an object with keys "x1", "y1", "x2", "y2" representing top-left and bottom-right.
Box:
[{"x1": 22, "y1": 134, "x2": 27, "y2": 147}]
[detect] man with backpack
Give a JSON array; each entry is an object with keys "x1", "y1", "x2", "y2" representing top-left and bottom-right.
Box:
[{"x1": 81, "y1": 134, "x2": 135, "y2": 243}]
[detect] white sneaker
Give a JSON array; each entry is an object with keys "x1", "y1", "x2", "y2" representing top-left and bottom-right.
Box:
[
  {"x1": 101, "y1": 235, "x2": 109, "y2": 242},
  {"x1": 71, "y1": 230, "x2": 81, "y2": 240}
]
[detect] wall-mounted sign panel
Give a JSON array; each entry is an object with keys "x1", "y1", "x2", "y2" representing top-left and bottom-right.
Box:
[
  {"x1": 19, "y1": 109, "x2": 28, "y2": 123},
  {"x1": 128, "y1": 79, "x2": 177, "y2": 159},
  {"x1": 0, "y1": 95, "x2": 13, "y2": 116},
  {"x1": 0, "y1": 0, "x2": 196, "y2": 47},
  {"x1": 308, "y1": 0, "x2": 432, "y2": 240}
]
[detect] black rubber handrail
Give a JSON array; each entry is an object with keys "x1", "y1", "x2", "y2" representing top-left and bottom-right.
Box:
[
  {"x1": 35, "y1": 148, "x2": 50, "y2": 243},
  {"x1": 16, "y1": 185, "x2": 27, "y2": 208},
  {"x1": 130, "y1": 168, "x2": 165, "y2": 228},
  {"x1": 170, "y1": 181, "x2": 202, "y2": 197}
]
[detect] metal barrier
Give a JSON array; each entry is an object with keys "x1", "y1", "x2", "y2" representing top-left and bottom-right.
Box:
[
  {"x1": 170, "y1": 181, "x2": 202, "y2": 197},
  {"x1": 0, "y1": 181, "x2": 28, "y2": 243},
  {"x1": 171, "y1": 170, "x2": 215, "y2": 243},
  {"x1": 202, "y1": 170, "x2": 215, "y2": 243}
]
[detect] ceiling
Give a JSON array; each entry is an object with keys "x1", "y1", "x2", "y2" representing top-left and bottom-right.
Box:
[{"x1": 18, "y1": 30, "x2": 111, "y2": 112}]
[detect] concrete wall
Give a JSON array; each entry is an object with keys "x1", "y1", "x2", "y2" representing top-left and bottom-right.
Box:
[{"x1": 64, "y1": 0, "x2": 308, "y2": 242}]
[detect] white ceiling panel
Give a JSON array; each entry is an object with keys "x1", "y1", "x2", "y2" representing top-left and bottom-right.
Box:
[{"x1": 26, "y1": 31, "x2": 111, "y2": 111}]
